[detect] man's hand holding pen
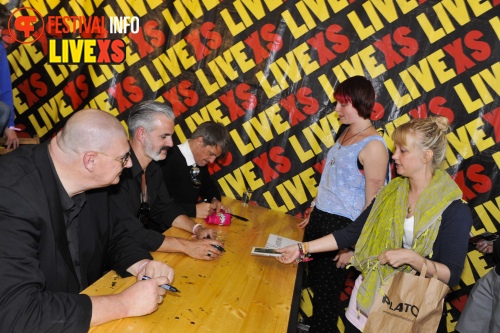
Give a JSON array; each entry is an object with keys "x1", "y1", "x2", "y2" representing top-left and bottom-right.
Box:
[{"x1": 115, "y1": 260, "x2": 174, "y2": 316}]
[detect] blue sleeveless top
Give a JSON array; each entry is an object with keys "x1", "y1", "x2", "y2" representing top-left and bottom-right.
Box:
[{"x1": 316, "y1": 135, "x2": 387, "y2": 221}]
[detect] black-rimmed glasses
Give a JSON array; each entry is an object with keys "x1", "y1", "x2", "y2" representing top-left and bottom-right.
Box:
[
  {"x1": 96, "y1": 151, "x2": 131, "y2": 167},
  {"x1": 190, "y1": 165, "x2": 201, "y2": 188}
]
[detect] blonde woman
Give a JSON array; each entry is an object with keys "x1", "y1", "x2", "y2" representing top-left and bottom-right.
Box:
[{"x1": 278, "y1": 117, "x2": 473, "y2": 332}]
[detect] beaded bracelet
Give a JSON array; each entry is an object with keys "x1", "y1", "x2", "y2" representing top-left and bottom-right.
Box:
[{"x1": 295, "y1": 243, "x2": 313, "y2": 265}]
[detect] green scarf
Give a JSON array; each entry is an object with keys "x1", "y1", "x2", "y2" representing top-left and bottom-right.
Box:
[{"x1": 351, "y1": 169, "x2": 462, "y2": 315}]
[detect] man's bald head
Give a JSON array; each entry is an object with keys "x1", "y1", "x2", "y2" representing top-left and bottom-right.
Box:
[{"x1": 58, "y1": 109, "x2": 127, "y2": 154}]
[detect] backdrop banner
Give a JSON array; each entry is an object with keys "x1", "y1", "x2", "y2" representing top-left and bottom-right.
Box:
[{"x1": 2, "y1": 0, "x2": 500, "y2": 331}]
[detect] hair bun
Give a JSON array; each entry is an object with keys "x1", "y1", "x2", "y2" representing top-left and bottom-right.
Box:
[{"x1": 430, "y1": 116, "x2": 450, "y2": 133}]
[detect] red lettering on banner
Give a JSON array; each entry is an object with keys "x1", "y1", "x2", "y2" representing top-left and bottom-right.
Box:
[
  {"x1": 271, "y1": 146, "x2": 291, "y2": 173},
  {"x1": 253, "y1": 146, "x2": 291, "y2": 183},
  {"x1": 96, "y1": 40, "x2": 111, "y2": 63},
  {"x1": 443, "y1": 39, "x2": 475, "y2": 75},
  {"x1": 63, "y1": 75, "x2": 88, "y2": 109},
  {"x1": 253, "y1": 152, "x2": 280, "y2": 183},
  {"x1": 371, "y1": 102, "x2": 384, "y2": 121},
  {"x1": 408, "y1": 97, "x2": 455, "y2": 123},
  {"x1": 483, "y1": 107, "x2": 500, "y2": 143},
  {"x1": 307, "y1": 32, "x2": 336, "y2": 66},
  {"x1": 313, "y1": 159, "x2": 326, "y2": 174},
  {"x1": 144, "y1": 20, "x2": 165, "y2": 47},
  {"x1": 245, "y1": 31, "x2": 269, "y2": 64},
  {"x1": 373, "y1": 27, "x2": 418, "y2": 70},
  {"x1": 244, "y1": 24, "x2": 282, "y2": 64},
  {"x1": 235, "y1": 83, "x2": 257, "y2": 111},
  {"x1": 17, "y1": 73, "x2": 48, "y2": 107},
  {"x1": 162, "y1": 80, "x2": 198, "y2": 117},
  {"x1": 47, "y1": 16, "x2": 106, "y2": 36},
  {"x1": 108, "y1": 77, "x2": 144, "y2": 113},
  {"x1": 465, "y1": 31, "x2": 491, "y2": 62},
  {"x1": 467, "y1": 164, "x2": 492, "y2": 194},
  {"x1": 219, "y1": 83, "x2": 257, "y2": 121},
  {"x1": 186, "y1": 29, "x2": 210, "y2": 61},
  {"x1": 45, "y1": 18, "x2": 62, "y2": 39},
  {"x1": 279, "y1": 87, "x2": 319, "y2": 126},
  {"x1": 202, "y1": 21, "x2": 222, "y2": 49},
  {"x1": 280, "y1": 95, "x2": 305, "y2": 126},
  {"x1": 128, "y1": 26, "x2": 156, "y2": 58},
  {"x1": 429, "y1": 97, "x2": 455, "y2": 123},
  {"x1": 296, "y1": 88, "x2": 319, "y2": 115},
  {"x1": 450, "y1": 295, "x2": 468, "y2": 313},
  {"x1": 325, "y1": 24, "x2": 350, "y2": 53},
  {"x1": 260, "y1": 23, "x2": 283, "y2": 52},
  {"x1": 308, "y1": 24, "x2": 350, "y2": 66},
  {"x1": 110, "y1": 40, "x2": 126, "y2": 63},
  {"x1": 452, "y1": 164, "x2": 492, "y2": 201},
  {"x1": 219, "y1": 90, "x2": 246, "y2": 121},
  {"x1": 185, "y1": 22, "x2": 222, "y2": 61},
  {"x1": 443, "y1": 30, "x2": 490, "y2": 75},
  {"x1": 208, "y1": 151, "x2": 233, "y2": 174}
]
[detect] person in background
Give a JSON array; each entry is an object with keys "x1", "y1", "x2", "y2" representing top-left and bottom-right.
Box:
[
  {"x1": 0, "y1": 4, "x2": 19, "y2": 150},
  {"x1": 0, "y1": 109, "x2": 174, "y2": 332},
  {"x1": 109, "y1": 101, "x2": 224, "y2": 260},
  {"x1": 298, "y1": 76, "x2": 389, "y2": 333},
  {"x1": 278, "y1": 117, "x2": 473, "y2": 333},
  {"x1": 456, "y1": 236, "x2": 500, "y2": 333},
  {"x1": 159, "y1": 121, "x2": 231, "y2": 219}
]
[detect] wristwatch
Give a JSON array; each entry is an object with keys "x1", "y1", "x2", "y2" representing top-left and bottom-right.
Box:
[{"x1": 310, "y1": 201, "x2": 316, "y2": 208}]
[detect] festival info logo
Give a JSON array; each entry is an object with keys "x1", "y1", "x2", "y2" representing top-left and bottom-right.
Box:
[
  {"x1": 8, "y1": 7, "x2": 129, "y2": 64},
  {"x1": 8, "y1": 7, "x2": 44, "y2": 44}
]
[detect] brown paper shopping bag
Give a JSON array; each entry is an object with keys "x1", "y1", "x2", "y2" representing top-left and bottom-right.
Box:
[{"x1": 364, "y1": 260, "x2": 449, "y2": 333}]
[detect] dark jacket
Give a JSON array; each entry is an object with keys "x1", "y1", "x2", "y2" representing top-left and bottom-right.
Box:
[
  {"x1": 109, "y1": 148, "x2": 186, "y2": 251},
  {"x1": 159, "y1": 145, "x2": 221, "y2": 217},
  {"x1": 0, "y1": 143, "x2": 152, "y2": 332}
]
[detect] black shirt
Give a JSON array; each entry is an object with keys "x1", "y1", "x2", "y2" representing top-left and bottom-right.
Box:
[
  {"x1": 49, "y1": 149, "x2": 86, "y2": 290},
  {"x1": 109, "y1": 148, "x2": 186, "y2": 251},
  {"x1": 159, "y1": 145, "x2": 221, "y2": 217}
]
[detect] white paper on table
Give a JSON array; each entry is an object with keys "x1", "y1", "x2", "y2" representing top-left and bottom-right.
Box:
[{"x1": 265, "y1": 234, "x2": 300, "y2": 249}]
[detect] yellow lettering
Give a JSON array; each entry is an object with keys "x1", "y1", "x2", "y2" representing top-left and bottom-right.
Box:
[
  {"x1": 358, "y1": 45, "x2": 386, "y2": 78},
  {"x1": 464, "y1": 118, "x2": 495, "y2": 152}
]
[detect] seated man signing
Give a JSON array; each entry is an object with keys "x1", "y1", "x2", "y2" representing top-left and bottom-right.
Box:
[
  {"x1": 0, "y1": 109, "x2": 173, "y2": 332},
  {"x1": 109, "y1": 101, "x2": 224, "y2": 260},
  {"x1": 159, "y1": 121, "x2": 231, "y2": 218}
]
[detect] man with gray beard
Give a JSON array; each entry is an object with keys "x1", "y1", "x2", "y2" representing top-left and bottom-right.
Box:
[{"x1": 109, "y1": 101, "x2": 224, "y2": 260}]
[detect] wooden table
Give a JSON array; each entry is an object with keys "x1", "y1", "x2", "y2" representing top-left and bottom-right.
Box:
[{"x1": 83, "y1": 197, "x2": 304, "y2": 333}]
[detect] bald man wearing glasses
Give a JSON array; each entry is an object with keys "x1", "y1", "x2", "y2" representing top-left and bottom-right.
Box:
[
  {"x1": 108, "y1": 101, "x2": 224, "y2": 261},
  {"x1": 0, "y1": 109, "x2": 174, "y2": 332}
]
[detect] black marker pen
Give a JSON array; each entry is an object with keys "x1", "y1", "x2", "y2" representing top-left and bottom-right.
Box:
[{"x1": 142, "y1": 275, "x2": 180, "y2": 293}]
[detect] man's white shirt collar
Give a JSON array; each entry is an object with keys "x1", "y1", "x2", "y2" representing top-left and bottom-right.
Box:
[{"x1": 178, "y1": 141, "x2": 196, "y2": 166}]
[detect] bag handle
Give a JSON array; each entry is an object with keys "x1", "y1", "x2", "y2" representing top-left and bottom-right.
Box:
[{"x1": 420, "y1": 259, "x2": 440, "y2": 281}]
